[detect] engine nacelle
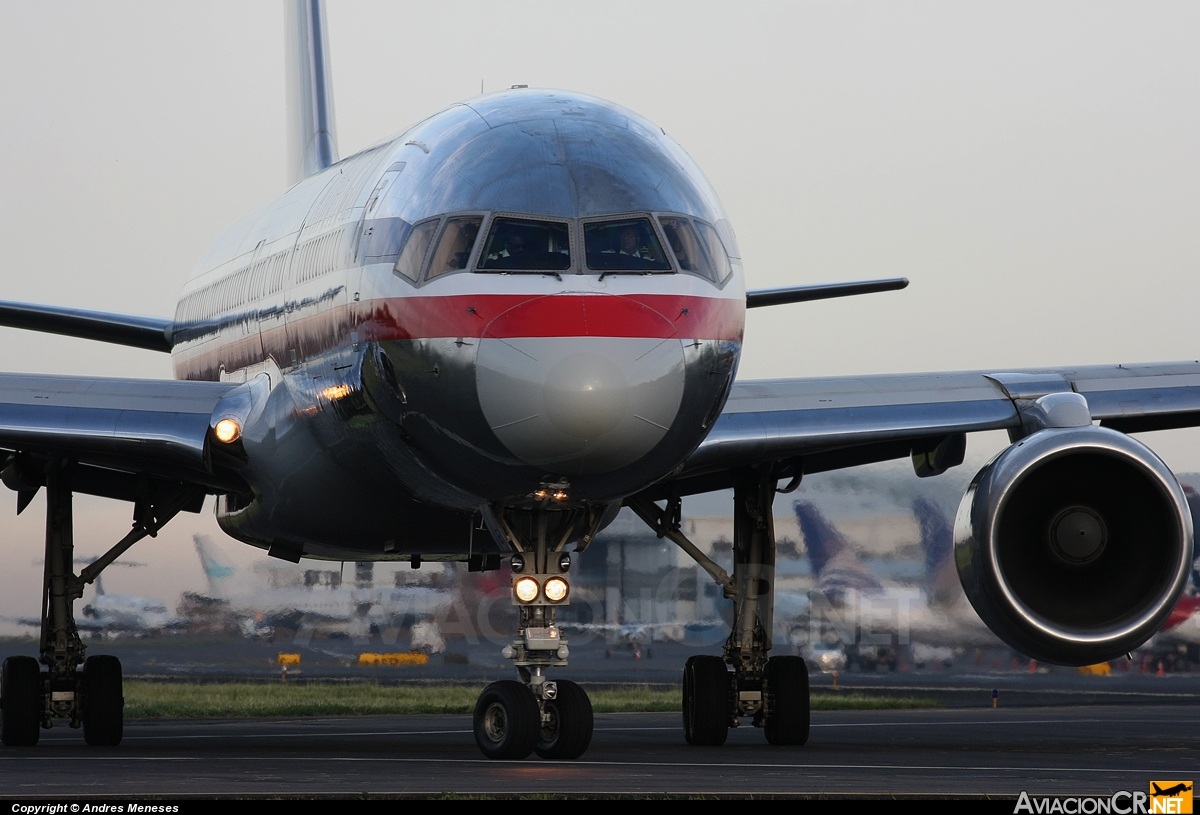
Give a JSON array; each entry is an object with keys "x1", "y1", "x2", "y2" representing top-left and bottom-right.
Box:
[{"x1": 954, "y1": 426, "x2": 1193, "y2": 665}]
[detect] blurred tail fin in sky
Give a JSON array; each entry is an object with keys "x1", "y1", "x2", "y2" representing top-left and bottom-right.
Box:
[
  {"x1": 194, "y1": 535, "x2": 236, "y2": 598},
  {"x1": 911, "y1": 496, "x2": 961, "y2": 606},
  {"x1": 793, "y1": 500, "x2": 882, "y2": 603}
]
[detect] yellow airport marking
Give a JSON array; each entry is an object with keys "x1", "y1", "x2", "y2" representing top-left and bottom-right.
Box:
[{"x1": 358, "y1": 652, "x2": 429, "y2": 666}]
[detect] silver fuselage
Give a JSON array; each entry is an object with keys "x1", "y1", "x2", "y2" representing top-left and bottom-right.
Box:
[{"x1": 170, "y1": 90, "x2": 746, "y2": 560}]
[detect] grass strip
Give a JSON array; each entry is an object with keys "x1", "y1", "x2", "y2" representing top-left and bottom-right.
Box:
[{"x1": 122, "y1": 681, "x2": 938, "y2": 718}]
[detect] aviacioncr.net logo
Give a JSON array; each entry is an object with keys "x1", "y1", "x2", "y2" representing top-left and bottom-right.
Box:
[{"x1": 1014, "y1": 784, "x2": 1193, "y2": 815}]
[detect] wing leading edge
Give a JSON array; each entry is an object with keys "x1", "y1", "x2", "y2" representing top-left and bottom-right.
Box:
[{"x1": 668, "y1": 361, "x2": 1200, "y2": 495}]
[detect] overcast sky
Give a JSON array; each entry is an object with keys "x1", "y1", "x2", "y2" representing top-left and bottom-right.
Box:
[{"x1": 0, "y1": 2, "x2": 1198, "y2": 628}]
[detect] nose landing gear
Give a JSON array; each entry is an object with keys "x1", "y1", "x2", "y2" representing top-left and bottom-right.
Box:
[{"x1": 473, "y1": 506, "x2": 598, "y2": 760}]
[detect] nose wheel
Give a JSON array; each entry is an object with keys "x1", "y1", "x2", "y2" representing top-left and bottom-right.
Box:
[
  {"x1": 473, "y1": 680, "x2": 540, "y2": 759},
  {"x1": 472, "y1": 678, "x2": 596, "y2": 760},
  {"x1": 535, "y1": 679, "x2": 593, "y2": 759}
]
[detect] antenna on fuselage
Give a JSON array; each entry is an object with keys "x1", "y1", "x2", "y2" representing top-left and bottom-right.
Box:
[{"x1": 285, "y1": 0, "x2": 340, "y2": 186}]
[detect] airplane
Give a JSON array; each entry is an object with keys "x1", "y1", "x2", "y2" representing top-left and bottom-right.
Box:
[
  {"x1": 0, "y1": 0, "x2": 1197, "y2": 762},
  {"x1": 78, "y1": 576, "x2": 184, "y2": 637},
  {"x1": 7, "y1": 574, "x2": 182, "y2": 638},
  {"x1": 789, "y1": 499, "x2": 997, "y2": 671},
  {"x1": 1151, "y1": 783, "x2": 1193, "y2": 798},
  {"x1": 191, "y1": 534, "x2": 454, "y2": 644}
]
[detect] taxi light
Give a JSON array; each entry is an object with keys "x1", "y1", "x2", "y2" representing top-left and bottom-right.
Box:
[
  {"x1": 544, "y1": 576, "x2": 569, "y2": 603},
  {"x1": 214, "y1": 418, "x2": 242, "y2": 444},
  {"x1": 533, "y1": 489, "x2": 548, "y2": 500},
  {"x1": 553, "y1": 490, "x2": 568, "y2": 501},
  {"x1": 514, "y1": 576, "x2": 540, "y2": 603}
]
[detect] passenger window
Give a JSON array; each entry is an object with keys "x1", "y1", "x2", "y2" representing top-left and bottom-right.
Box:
[
  {"x1": 658, "y1": 216, "x2": 710, "y2": 278},
  {"x1": 426, "y1": 216, "x2": 482, "y2": 280},
  {"x1": 583, "y1": 218, "x2": 672, "y2": 272},
  {"x1": 693, "y1": 220, "x2": 732, "y2": 283},
  {"x1": 477, "y1": 217, "x2": 571, "y2": 272},
  {"x1": 393, "y1": 219, "x2": 439, "y2": 282}
]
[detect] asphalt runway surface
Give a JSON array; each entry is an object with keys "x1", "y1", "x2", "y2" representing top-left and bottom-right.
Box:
[{"x1": 2, "y1": 704, "x2": 1198, "y2": 798}]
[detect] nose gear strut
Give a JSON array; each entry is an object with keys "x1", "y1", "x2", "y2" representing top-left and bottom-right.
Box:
[{"x1": 474, "y1": 507, "x2": 597, "y2": 760}]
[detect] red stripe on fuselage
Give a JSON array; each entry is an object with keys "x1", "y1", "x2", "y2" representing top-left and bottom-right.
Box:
[{"x1": 358, "y1": 294, "x2": 745, "y2": 342}]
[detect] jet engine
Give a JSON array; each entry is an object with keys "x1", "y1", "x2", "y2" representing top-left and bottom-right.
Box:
[{"x1": 954, "y1": 425, "x2": 1193, "y2": 665}]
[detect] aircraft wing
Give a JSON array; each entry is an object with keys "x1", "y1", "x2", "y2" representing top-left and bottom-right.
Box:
[
  {"x1": 672, "y1": 361, "x2": 1200, "y2": 492},
  {"x1": 0, "y1": 373, "x2": 248, "y2": 502}
]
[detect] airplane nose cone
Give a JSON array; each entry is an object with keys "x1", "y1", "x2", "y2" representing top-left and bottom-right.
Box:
[
  {"x1": 476, "y1": 295, "x2": 685, "y2": 475},
  {"x1": 543, "y1": 353, "x2": 630, "y2": 438}
]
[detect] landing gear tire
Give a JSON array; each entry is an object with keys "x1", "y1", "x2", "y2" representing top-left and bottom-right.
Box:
[
  {"x1": 535, "y1": 679, "x2": 593, "y2": 760},
  {"x1": 682, "y1": 655, "x2": 729, "y2": 746},
  {"x1": 1, "y1": 656, "x2": 41, "y2": 747},
  {"x1": 764, "y1": 655, "x2": 810, "y2": 746},
  {"x1": 82, "y1": 655, "x2": 123, "y2": 747},
  {"x1": 474, "y1": 680, "x2": 539, "y2": 760}
]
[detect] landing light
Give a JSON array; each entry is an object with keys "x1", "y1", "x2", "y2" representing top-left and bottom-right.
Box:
[
  {"x1": 553, "y1": 490, "x2": 568, "y2": 501},
  {"x1": 214, "y1": 418, "x2": 242, "y2": 444},
  {"x1": 544, "y1": 577, "x2": 569, "y2": 603},
  {"x1": 514, "y1": 576, "x2": 539, "y2": 603}
]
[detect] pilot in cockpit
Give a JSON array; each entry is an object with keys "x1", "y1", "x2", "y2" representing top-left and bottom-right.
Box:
[
  {"x1": 667, "y1": 232, "x2": 692, "y2": 271},
  {"x1": 617, "y1": 225, "x2": 651, "y2": 259},
  {"x1": 487, "y1": 230, "x2": 528, "y2": 261}
]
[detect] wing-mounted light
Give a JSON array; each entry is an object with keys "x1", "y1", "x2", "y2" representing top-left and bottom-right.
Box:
[{"x1": 208, "y1": 374, "x2": 271, "y2": 466}]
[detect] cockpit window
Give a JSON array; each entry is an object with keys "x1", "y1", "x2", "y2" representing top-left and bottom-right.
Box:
[
  {"x1": 477, "y1": 217, "x2": 571, "y2": 272},
  {"x1": 692, "y1": 219, "x2": 732, "y2": 283},
  {"x1": 426, "y1": 216, "x2": 482, "y2": 280},
  {"x1": 393, "y1": 218, "x2": 439, "y2": 282},
  {"x1": 583, "y1": 218, "x2": 671, "y2": 272},
  {"x1": 659, "y1": 215, "x2": 730, "y2": 283},
  {"x1": 659, "y1": 216, "x2": 707, "y2": 277}
]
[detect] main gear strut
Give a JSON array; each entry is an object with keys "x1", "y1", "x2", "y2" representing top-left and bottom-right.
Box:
[
  {"x1": 1, "y1": 461, "x2": 201, "y2": 747},
  {"x1": 628, "y1": 469, "x2": 810, "y2": 747}
]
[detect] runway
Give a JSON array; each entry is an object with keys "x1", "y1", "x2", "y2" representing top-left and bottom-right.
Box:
[{"x1": 2, "y1": 705, "x2": 1198, "y2": 798}]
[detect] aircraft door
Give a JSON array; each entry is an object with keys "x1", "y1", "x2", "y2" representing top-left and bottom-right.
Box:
[{"x1": 350, "y1": 161, "x2": 406, "y2": 329}]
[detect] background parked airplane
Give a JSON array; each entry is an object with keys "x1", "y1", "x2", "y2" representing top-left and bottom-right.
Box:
[{"x1": 189, "y1": 536, "x2": 455, "y2": 647}]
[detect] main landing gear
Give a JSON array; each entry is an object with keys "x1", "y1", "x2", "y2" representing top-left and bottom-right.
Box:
[
  {"x1": 631, "y1": 470, "x2": 810, "y2": 747},
  {"x1": 472, "y1": 507, "x2": 597, "y2": 760},
  {"x1": 1, "y1": 462, "x2": 197, "y2": 748}
]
